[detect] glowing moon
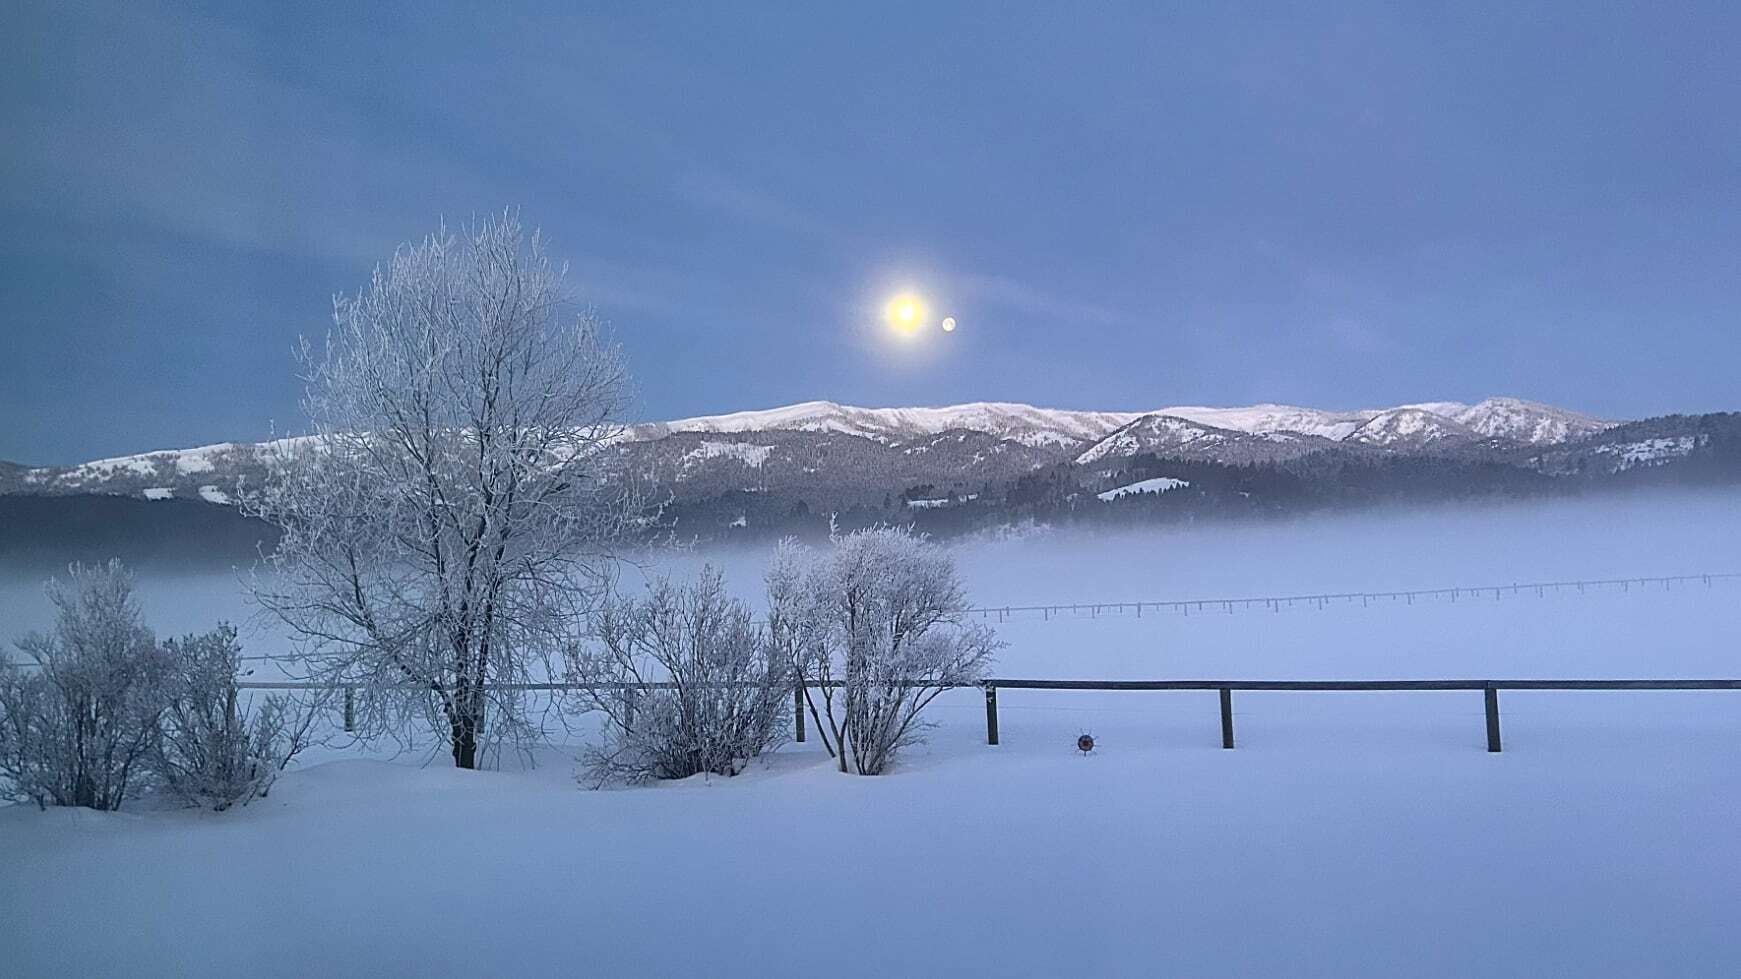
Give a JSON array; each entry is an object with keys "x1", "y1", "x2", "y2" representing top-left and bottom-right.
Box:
[
  {"x1": 941, "y1": 316, "x2": 957, "y2": 332},
  {"x1": 884, "y1": 293, "x2": 927, "y2": 336}
]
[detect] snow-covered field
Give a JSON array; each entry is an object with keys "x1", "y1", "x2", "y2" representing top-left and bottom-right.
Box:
[{"x1": 3, "y1": 492, "x2": 1740, "y2": 977}]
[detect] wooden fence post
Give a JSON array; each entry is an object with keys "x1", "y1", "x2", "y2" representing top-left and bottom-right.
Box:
[
  {"x1": 794, "y1": 685, "x2": 806, "y2": 743},
  {"x1": 1219, "y1": 688, "x2": 1234, "y2": 749},
  {"x1": 984, "y1": 684, "x2": 999, "y2": 745},
  {"x1": 343, "y1": 686, "x2": 354, "y2": 733},
  {"x1": 1484, "y1": 686, "x2": 1502, "y2": 752},
  {"x1": 622, "y1": 688, "x2": 637, "y2": 733}
]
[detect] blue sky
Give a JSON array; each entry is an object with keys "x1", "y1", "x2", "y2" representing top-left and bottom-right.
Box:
[{"x1": 3, "y1": 1, "x2": 1738, "y2": 464}]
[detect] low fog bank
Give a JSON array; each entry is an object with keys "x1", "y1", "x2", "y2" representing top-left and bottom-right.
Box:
[
  {"x1": 639, "y1": 490, "x2": 1741, "y2": 681},
  {"x1": 0, "y1": 568, "x2": 297, "y2": 664},
  {"x1": 953, "y1": 488, "x2": 1741, "y2": 602},
  {"x1": 2, "y1": 489, "x2": 1737, "y2": 680},
  {"x1": 640, "y1": 489, "x2": 1741, "y2": 603}
]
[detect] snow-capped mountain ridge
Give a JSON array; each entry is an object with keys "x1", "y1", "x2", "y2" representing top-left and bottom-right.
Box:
[
  {"x1": 633, "y1": 400, "x2": 1140, "y2": 448},
  {"x1": 1448, "y1": 397, "x2": 1609, "y2": 443},
  {"x1": 1, "y1": 396, "x2": 1615, "y2": 503},
  {"x1": 1072, "y1": 415, "x2": 1337, "y2": 466},
  {"x1": 1344, "y1": 408, "x2": 1479, "y2": 447},
  {"x1": 652, "y1": 396, "x2": 1609, "y2": 449}
]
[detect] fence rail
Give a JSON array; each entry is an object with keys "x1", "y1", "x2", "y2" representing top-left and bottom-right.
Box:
[
  {"x1": 981, "y1": 678, "x2": 1741, "y2": 691},
  {"x1": 239, "y1": 676, "x2": 1741, "y2": 754},
  {"x1": 976, "y1": 677, "x2": 1741, "y2": 752}
]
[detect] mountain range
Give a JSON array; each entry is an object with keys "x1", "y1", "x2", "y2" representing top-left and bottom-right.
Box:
[
  {"x1": 2, "y1": 396, "x2": 1610, "y2": 496},
  {"x1": 3, "y1": 397, "x2": 1737, "y2": 558},
  {"x1": 633, "y1": 396, "x2": 1611, "y2": 448}
]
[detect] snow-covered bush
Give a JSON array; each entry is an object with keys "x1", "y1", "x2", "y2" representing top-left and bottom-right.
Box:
[
  {"x1": 152, "y1": 624, "x2": 295, "y2": 811},
  {"x1": 0, "y1": 561, "x2": 171, "y2": 810},
  {"x1": 574, "y1": 567, "x2": 790, "y2": 783},
  {"x1": 769, "y1": 528, "x2": 999, "y2": 775}
]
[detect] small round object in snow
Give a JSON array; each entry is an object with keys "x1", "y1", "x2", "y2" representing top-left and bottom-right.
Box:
[{"x1": 1077, "y1": 733, "x2": 1096, "y2": 754}]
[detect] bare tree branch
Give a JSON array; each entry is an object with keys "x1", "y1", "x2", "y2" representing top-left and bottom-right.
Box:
[{"x1": 244, "y1": 210, "x2": 635, "y2": 768}]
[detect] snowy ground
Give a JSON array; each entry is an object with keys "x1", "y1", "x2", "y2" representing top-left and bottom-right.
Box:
[{"x1": 3, "y1": 492, "x2": 1740, "y2": 976}]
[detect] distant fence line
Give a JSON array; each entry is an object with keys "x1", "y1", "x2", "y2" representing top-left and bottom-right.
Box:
[
  {"x1": 235, "y1": 676, "x2": 1741, "y2": 755},
  {"x1": 966, "y1": 572, "x2": 1741, "y2": 622},
  {"x1": 9, "y1": 572, "x2": 1735, "y2": 669},
  {"x1": 7, "y1": 572, "x2": 1733, "y2": 672}
]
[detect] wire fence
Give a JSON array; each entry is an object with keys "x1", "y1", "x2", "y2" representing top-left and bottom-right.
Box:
[
  {"x1": 6, "y1": 571, "x2": 1736, "y2": 670},
  {"x1": 966, "y1": 572, "x2": 1741, "y2": 622}
]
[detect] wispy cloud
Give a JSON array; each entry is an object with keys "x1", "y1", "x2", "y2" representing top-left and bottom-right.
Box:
[
  {"x1": 946, "y1": 270, "x2": 1143, "y2": 328},
  {"x1": 672, "y1": 168, "x2": 840, "y2": 244},
  {"x1": 567, "y1": 256, "x2": 705, "y2": 321}
]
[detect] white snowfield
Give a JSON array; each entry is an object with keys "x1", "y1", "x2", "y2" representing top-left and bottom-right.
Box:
[
  {"x1": 684, "y1": 439, "x2": 775, "y2": 467},
  {"x1": 906, "y1": 492, "x2": 978, "y2": 508},
  {"x1": 1096, "y1": 476, "x2": 1190, "y2": 501},
  {"x1": 1596, "y1": 434, "x2": 1703, "y2": 468},
  {"x1": 2, "y1": 493, "x2": 1738, "y2": 977}
]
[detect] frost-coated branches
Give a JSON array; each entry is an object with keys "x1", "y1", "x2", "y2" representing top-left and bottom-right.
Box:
[
  {"x1": 0, "y1": 562, "x2": 170, "y2": 810},
  {"x1": 572, "y1": 567, "x2": 790, "y2": 784},
  {"x1": 769, "y1": 528, "x2": 999, "y2": 775},
  {"x1": 154, "y1": 624, "x2": 303, "y2": 811},
  {"x1": 246, "y1": 211, "x2": 633, "y2": 768}
]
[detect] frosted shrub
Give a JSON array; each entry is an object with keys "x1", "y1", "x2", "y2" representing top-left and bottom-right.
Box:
[
  {"x1": 574, "y1": 568, "x2": 790, "y2": 783},
  {"x1": 769, "y1": 528, "x2": 999, "y2": 775},
  {"x1": 153, "y1": 624, "x2": 295, "y2": 811},
  {"x1": 0, "y1": 561, "x2": 170, "y2": 811}
]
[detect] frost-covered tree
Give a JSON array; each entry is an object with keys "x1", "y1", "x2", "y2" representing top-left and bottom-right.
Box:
[
  {"x1": 572, "y1": 568, "x2": 789, "y2": 783},
  {"x1": 152, "y1": 624, "x2": 300, "y2": 810},
  {"x1": 769, "y1": 529, "x2": 998, "y2": 775},
  {"x1": 0, "y1": 561, "x2": 170, "y2": 810},
  {"x1": 247, "y1": 211, "x2": 632, "y2": 769}
]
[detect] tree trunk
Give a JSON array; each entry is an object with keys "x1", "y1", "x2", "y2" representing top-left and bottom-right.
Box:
[
  {"x1": 449, "y1": 667, "x2": 485, "y2": 769},
  {"x1": 450, "y1": 695, "x2": 481, "y2": 769},
  {"x1": 452, "y1": 716, "x2": 478, "y2": 769}
]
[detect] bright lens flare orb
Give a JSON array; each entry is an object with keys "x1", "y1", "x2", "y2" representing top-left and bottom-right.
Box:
[
  {"x1": 884, "y1": 293, "x2": 927, "y2": 336},
  {"x1": 941, "y1": 316, "x2": 957, "y2": 332}
]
